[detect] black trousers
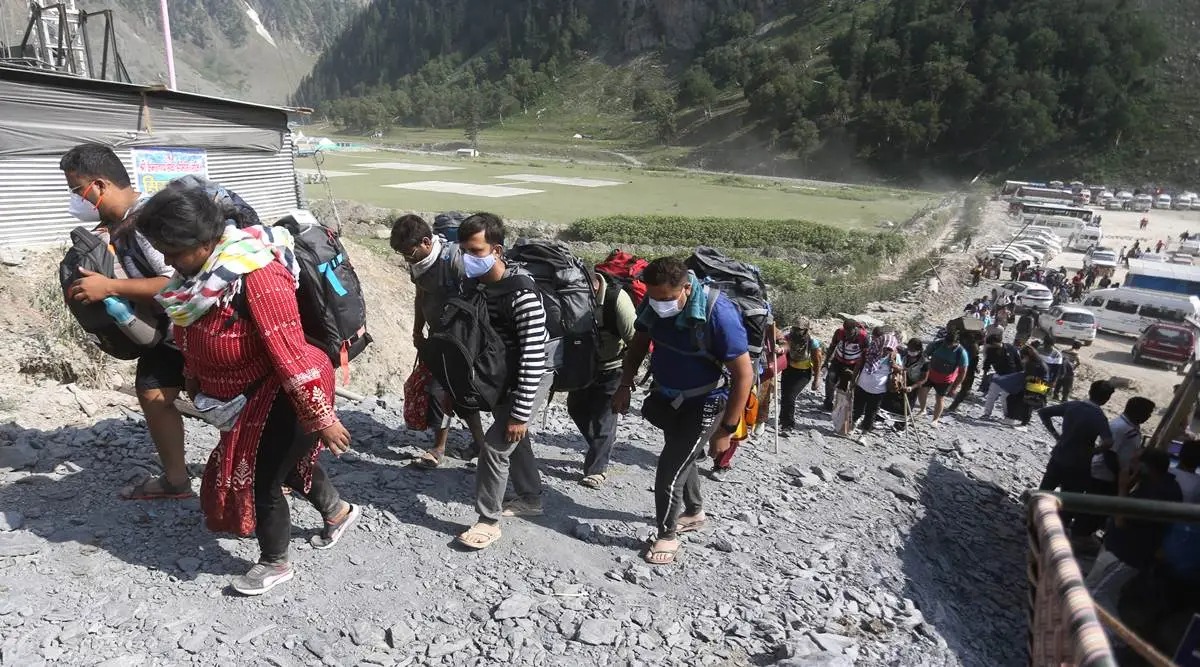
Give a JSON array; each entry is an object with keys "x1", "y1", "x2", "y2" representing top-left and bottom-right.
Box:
[
  {"x1": 642, "y1": 392, "x2": 724, "y2": 540},
  {"x1": 852, "y1": 387, "x2": 885, "y2": 433},
  {"x1": 255, "y1": 392, "x2": 342, "y2": 564},
  {"x1": 1038, "y1": 459, "x2": 1092, "y2": 534},
  {"x1": 1072, "y1": 477, "x2": 1119, "y2": 536},
  {"x1": 566, "y1": 368, "x2": 621, "y2": 476},
  {"x1": 780, "y1": 367, "x2": 813, "y2": 427},
  {"x1": 823, "y1": 361, "x2": 852, "y2": 409}
]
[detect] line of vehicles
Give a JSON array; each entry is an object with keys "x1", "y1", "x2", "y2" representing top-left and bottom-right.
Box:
[
  {"x1": 1001, "y1": 180, "x2": 1200, "y2": 212},
  {"x1": 981, "y1": 184, "x2": 1200, "y2": 371}
]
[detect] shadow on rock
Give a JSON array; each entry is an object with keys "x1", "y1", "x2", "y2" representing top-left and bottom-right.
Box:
[
  {"x1": 0, "y1": 417, "x2": 246, "y2": 580},
  {"x1": 900, "y1": 459, "x2": 1028, "y2": 667}
]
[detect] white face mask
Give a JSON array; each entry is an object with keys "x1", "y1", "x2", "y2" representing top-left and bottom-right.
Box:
[
  {"x1": 463, "y1": 251, "x2": 497, "y2": 279},
  {"x1": 410, "y1": 237, "x2": 441, "y2": 278},
  {"x1": 650, "y1": 297, "x2": 682, "y2": 318},
  {"x1": 68, "y1": 193, "x2": 101, "y2": 223}
]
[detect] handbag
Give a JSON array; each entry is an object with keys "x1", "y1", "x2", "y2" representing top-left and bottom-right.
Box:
[{"x1": 403, "y1": 361, "x2": 432, "y2": 431}]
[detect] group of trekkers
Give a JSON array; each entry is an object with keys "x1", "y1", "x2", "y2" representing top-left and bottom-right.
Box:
[{"x1": 60, "y1": 141, "x2": 778, "y2": 593}]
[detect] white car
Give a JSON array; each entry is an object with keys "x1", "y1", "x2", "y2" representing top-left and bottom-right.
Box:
[
  {"x1": 1156, "y1": 194, "x2": 1173, "y2": 209},
  {"x1": 1014, "y1": 235, "x2": 1062, "y2": 255},
  {"x1": 1138, "y1": 252, "x2": 1168, "y2": 263},
  {"x1": 1084, "y1": 247, "x2": 1119, "y2": 270},
  {"x1": 1009, "y1": 240, "x2": 1055, "y2": 261},
  {"x1": 1191, "y1": 199, "x2": 1200, "y2": 211},
  {"x1": 984, "y1": 247, "x2": 1037, "y2": 269},
  {"x1": 1180, "y1": 239, "x2": 1200, "y2": 256},
  {"x1": 1115, "y1": 190, "x2": 1134, "y2": 202},
  {"x1": 998, "y1": 280, "x2": 1055, "y2": 311},
  {"x1": 1037, "y1": 305, "x2": 1097, "y2": 345}
]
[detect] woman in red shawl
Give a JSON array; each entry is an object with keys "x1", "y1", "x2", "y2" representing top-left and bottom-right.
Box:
[{"x1": 137, "y1": 183, "x2": 358, "y2": 596}]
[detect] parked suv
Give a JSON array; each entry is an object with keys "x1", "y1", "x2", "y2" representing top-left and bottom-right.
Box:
[
  {"x1": 1132, "y1": 323, "x2": 1195, "y2": 372},
  {"x1": 1038, "y1": 306, "x2": 1097, "y2": 345}
]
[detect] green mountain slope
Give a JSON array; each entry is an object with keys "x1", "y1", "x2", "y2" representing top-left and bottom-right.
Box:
[{"x1": 297, "y1": 0, "x2": 1190, "y2": 184}]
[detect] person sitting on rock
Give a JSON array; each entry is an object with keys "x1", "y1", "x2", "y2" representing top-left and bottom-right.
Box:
[
  {"x1": 137, "y1": 182, "x2": 358, "y2": 596},
  {"x1": 612, "y1": 257, "x2": 753, "y2": 566},
  {"x1": 390, "y1": 213, "x2": 486, "y2": 469},
  {"x1": 59, "y1": 143, "x2": 192, "y2": 501}
]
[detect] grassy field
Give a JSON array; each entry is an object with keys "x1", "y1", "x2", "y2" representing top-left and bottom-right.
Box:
[{"x1": 298, "y1": 151, "x2": 930, "y2": 229}]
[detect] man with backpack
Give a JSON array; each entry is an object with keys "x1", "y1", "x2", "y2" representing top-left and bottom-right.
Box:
[
  {"x1": 611, "y1": 257, "x2": 753, "y2": 566},
  {"x1": 59, "y1": 143, "x2": 192, "y2": 501},
  {"x1": 446, "y1": 214, "x2": 553, "y2": 551},
  {"x1": 822, "y1": 319, "x2": 869, "y2": 411},
  {"x1": 390, "y1": 213, "x2": 486, "y2": 468},
  {"x1": 568, "y1": 269, "x2": 637, "y2": 489},
  {"x1": 918, "y1": 328, "x2": 969, "y2": 425}
]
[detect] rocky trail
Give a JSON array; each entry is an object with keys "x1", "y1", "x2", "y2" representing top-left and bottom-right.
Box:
[{"x1": 0, "y1": 202, "x2": 1074, "y2": 667}]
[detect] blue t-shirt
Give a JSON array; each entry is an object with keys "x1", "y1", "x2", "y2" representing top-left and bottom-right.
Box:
[{"x1": 637, "y1": 293, "x2": 748, "y2": 393}]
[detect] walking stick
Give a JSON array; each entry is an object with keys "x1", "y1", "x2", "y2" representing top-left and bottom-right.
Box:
[{"x1": 773, "y1": 372, "x2": 781, "y2": 455}]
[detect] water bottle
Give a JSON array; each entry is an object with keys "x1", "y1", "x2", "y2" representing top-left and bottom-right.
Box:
[{"x1": 103, "y1": 297, "x2": 162, "y2": 347}]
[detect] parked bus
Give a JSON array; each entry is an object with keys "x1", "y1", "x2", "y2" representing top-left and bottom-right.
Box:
[
  {"x1": 1018, "y1": 202, "x2": 1095, "y2": 224},
  {"x1": 1001, "y1": 180, "x2": 1035, "y2": 198},
  {"x1": 1015, "y1": 185, "x2": 1076, "y2": 205},
  {"x1": 1082, "y1": 288, "x2": 1200, "y2": 337},
  {"x1": 1125, "y1": 259, "x2": 1200, "y2": 296}
]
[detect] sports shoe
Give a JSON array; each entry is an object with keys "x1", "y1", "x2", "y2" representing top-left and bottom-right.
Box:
[
  {"x1": 501, "y1": 497, "x2": 544, "y2": 517},
  {"x1": 710, "y1": 467, "x2": 732, "y2": 482},
  {"x1": 311, "y1": 503, "x2": 361, "y2": 550},
  {"x1": 231, "y1": 562, "x2": 293, "y2": 596}
]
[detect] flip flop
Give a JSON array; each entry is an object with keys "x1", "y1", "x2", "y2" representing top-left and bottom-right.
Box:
[
  {"x1": 456, "y1": 522, "x2": 501, "y2": 550},
  {"x1": 675, "y1": 513, "x2": 707, "y2": 534},
  {"x1": 643, "y1": 539, "x2": 682, "y2": 566},
  {"x1": 119, "y1": 475, "x2": 194, "y2": 501},
  {"x1": 580, "y1": 472, "x2": 607, "y2": 489},
  {"x1": 413, "y1": 450, "x2": 442, "y2": 469}
]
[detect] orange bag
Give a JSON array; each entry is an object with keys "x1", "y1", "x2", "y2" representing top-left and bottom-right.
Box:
[{"x1": 732, "y1": 391, "x2": 760, "y2": 442}]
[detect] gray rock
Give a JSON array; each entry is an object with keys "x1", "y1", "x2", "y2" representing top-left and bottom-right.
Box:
[
  {"x1": 493, "y1": 593, "x2": 535, "y2": 620},
  {"x1": 885, "y1": 459, "x2": 917, "y2": 480},
  {"x1": 726, "y1": 621, "x2": 753, "y2": 638},
  {"x1": 427, "y1": 637, "x2": 471, "y2": 659},
  {"x1": 884, "y1": 482, "x2": 920, "y2": 504},
  {"x1": 576, "y1": 618, "x2": 621, "y2": 646},
  {"x1": 735, "y1": 511, "x2": 760, "y2": 526},
  {"x1": 95, "y1": 658, "x2": 145, "y2": 667},
  {"x1": 387, "y1": 622, "x2": 415, "y2": 649},
  {"x1": 176, "y1": 557, "x2": 201, "y2": 574},
  {"x1": 775, "y1": 652, "x2": 854, "y2": 667},
  {"x1": 0, "y1": 533, "x2": 42, "y2": 557},
  {"x1": 349, "y1": 621, "x2": 385, "y2": 647},
  {"x1": 809, "y1": 632, "x2": 856, "y2": 653},
  {"x1": 0, "y1": 444, "x2": 37, "y2": 471},
  {"x1": 708, "y1": 537, "x2": 735, "y2": 553},
  {"x1": 810, "y1": 466, "x2": 832, "y2": 482},
  {"x1": 624, "y1": 566, "x2": 652, "y2": 587},
  {"x1": 836, "y1": 468, "x2": 863, "y2": 482},
  {"x1": 0, "y1": 511, "x2": 23, "y2": 531},
  {"x1": 179, "y1": 630, "x2": 209, "y2": 654},
  {"x1": 0, "y1": 247, "x2": 24, "y2": 267},
  {"x1": 237, "y1": 623, "x2": 277, "y2": 644},
  {"x1": 57, "y1": 620, "x2": 87, "y2": 642},
  {"x1": 572, "y1": 522, "x2": 595, "y2": 541},
  {"x1": 303, "y1": 638, "x2": 331, "y2": 659},
  {"x1": 693, "y1": 622, "x2": 723, "y2": 642}
]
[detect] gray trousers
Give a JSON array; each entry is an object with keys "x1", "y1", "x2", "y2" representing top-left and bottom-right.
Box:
[{"x1": 476, "y1": 373, "x2": 555, "y2": 523}]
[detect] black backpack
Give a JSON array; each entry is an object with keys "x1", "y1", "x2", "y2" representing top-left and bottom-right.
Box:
[
  {"x1": 171, "y1": 175, "x2": 261, "y2": 228},
  {"x1": 685, "y1": 247, "x2": 771, "y2": 361},
  {"x1": 506, "y1": 239, "x2": 600, "y2": 392},
  {"x1": 58, "y1": 226, "x2": 161, "y2": 360},
  {"x1": 433, "y1": 211, "x2": 467, "y2": 242},
  {"x1": 421, "y1": 285, "x2": 513, "y2": 413},
  {"x1": 273, "y1": 211, "x2": 372, "y2": 375}
]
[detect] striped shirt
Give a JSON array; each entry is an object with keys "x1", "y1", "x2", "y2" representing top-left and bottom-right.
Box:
[
  {"x1": 484, "y1": 268, "x2": 548, "y2": 423},
  {"x1": 830, "y1": 327, "x2": 868, "y2": 365}
]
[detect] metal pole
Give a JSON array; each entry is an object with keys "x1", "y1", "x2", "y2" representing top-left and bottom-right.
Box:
[
  {"x1": 158, "y1": 0, "x2": 176, "y2": 89},
  {"x1": 1037, "y1": 490, "x2": 1200, "y2": 523},
  {"x1": 1149, "y1": 360, "x2": 1198, "y2": 450}
]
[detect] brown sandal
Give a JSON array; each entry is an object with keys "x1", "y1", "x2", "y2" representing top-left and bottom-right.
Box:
[{"x1": 120, "y1": 475, "x2": 194, "y2": 500}]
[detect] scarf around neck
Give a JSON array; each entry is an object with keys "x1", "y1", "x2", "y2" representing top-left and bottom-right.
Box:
[
  {"x1": 864, "y1": 332, "x2": 899, "y2": 373},
  {"x1": 156, "y1": 224, "x2": 299, "y2": 327}
]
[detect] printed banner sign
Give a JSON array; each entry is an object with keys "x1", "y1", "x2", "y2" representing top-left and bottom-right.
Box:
[{"x1": 130, "y1": 148, "x2": 208, "y2": 195}]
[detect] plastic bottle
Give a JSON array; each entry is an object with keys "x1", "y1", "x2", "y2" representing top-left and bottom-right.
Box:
[{"x1": 103, "y1": 296, "x2": 162, "y2": 347}]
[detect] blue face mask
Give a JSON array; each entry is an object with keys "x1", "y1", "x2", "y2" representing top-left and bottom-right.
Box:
[{"x1": 463, "y1": 252, "x2": 497, "y2": 279}]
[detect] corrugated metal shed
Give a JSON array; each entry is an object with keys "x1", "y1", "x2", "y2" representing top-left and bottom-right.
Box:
[{"x1": 0, "y1": 65, "x2": 304, "y2": 247}]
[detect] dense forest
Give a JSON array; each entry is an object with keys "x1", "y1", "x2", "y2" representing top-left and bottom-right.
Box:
[{"x1": 295, "y1": 0, "x2": 1167, "y2": 179}]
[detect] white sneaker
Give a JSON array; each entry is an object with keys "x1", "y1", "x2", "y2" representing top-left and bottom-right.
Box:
[{"x1": 231, "y1": 562, "x2": 294, "y2": 596}]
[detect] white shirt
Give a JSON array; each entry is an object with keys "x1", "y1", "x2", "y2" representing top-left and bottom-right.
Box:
[
  {"x1": 856, "y1": 357, "x2": 893, "y2": 395},
  {"x1": 1091, "y1": 415, "x2": 1141, "y2": 482}
]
